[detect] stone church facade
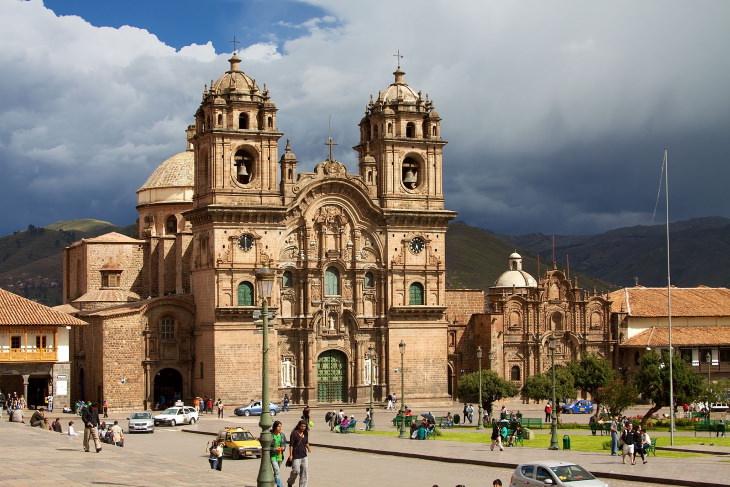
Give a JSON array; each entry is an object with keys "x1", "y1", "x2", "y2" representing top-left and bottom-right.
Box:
[
  {"x1": 446, "y1": 253, "x2": 616, "y2": 398},
  {"x1": 64, "y1": 54, "x2": 455, "y2": 410}
]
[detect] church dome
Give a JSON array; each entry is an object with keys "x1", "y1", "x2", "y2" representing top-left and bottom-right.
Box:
[
  {"x1": 137, "y1": 150, "x2": 194, "y2": 205},
  {"x1": 381, "y1": 67, "x2": 419, "y2": 104},
  {"x1": 494, "y1": 252, "x2": 537, "y2": 288},
  {"x1": 210, "y1": 53, "x2": 260, "y2": 95},
  {"x1": 494, "y1": 270, "x2": 538, "y2": 288}
]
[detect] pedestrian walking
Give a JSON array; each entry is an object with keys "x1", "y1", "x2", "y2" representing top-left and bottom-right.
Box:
[
  {"x1": 82, "y1": 403, "x2": 102, "y2": 453},
  {"x1": 621, "y1": 422, "x2": 637, "y2": 465},
  {"x1": 102, "y1": 399, "x2": 109, "y2": 418},
  {"x1": 490, "y1": 420, "x2": 504, "y2": 451},
  {"x1": 217, "y1": 398, "x2": 224, "y2": 418},
  {"x1": 544, "y1": 402, "x2": 552, "y2": 423},
  {"x1": 287, "y1": 419, "x2": 312, "y2": 487},
  {"x1": 271, "y1": 420, "x2": 288, "y2": 487}
]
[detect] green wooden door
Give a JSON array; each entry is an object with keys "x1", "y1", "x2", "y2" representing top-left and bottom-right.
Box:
[{"x1": 317, "y1": 350, "x2": 347, "y2": 403}]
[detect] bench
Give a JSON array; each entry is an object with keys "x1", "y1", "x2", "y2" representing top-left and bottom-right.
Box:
[
  {"x1": 694, "y1": 420, "x2": 725, "y2": 436},
  {"x1": 392, "y1": 416, "x2": 418, "y2": 428},
  {"x1": 644, "y1": 438, "x2": 657, "y2": 456},
  {"x1": 521, "y1": 418, "x2": 543, "y2": 430},
  {"x1": 435, "y1": 416, "x2": 453, "y2": 428}
]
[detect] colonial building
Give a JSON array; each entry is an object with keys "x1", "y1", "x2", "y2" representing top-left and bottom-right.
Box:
[
  {"x1": 611, "y1": 286, "x2": 730, "y2": 382},
  {"x1": 448, "y1": 253, "x2": 615, "y2": 398},
  {"x1": 0, "y1": 288, "x2": 86, "y2": 410},
  {"x1": 64, "y1": 54, "x2": 455, "y2": 410}
]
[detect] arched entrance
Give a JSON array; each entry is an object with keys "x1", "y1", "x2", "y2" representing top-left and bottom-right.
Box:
[
  {"x1": 154, "y1": 368, "x2": 182, "y2": 409},
  {"x1": 316, "y1": 350, "x2": 347, "y2": 403}
]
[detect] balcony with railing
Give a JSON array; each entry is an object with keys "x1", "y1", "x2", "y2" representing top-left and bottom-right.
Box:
[{"x1": 0, "y1": 347, "x2": 57, "y2": 363}]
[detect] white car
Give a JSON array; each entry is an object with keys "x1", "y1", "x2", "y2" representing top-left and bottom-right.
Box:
[
  {"x1": 510, "y1": 461, "x2": 608, "y2": 487},
  {"x1": 153, "y1": 406, "x2": 199, "y2": 426}
]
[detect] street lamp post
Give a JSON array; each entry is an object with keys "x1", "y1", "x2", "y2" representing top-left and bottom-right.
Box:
[
  {"x1": 707, "y1": 352, "x2": 712, "y2": 383},
  {"x1": 398, "y1": 340, "x2": 407, "y2": 438},
  {"x1": 256, "y1": 267, "x2": 275, "y2": 487},
  {"x1": 476, "y1": 346, "x2": 483, "y2": 430},
  {"x1": 548, "y1": 335, "x2": 559, "y2": 450},
  {"x1": 369, "y1": 344, "x2": 376, "y2": 431}
]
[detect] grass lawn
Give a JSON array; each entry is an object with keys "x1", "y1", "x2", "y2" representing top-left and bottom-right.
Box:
[{"x1": 358, "y1": 429, "x2": 707, "y2": 458}]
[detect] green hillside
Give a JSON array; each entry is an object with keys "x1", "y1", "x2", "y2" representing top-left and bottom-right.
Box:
[
  {"x1": 0, "y1": 220, "x2": 136, "y2": 305},
  {"x1": 445, "y1": 222, "x2": 614, "y2": 293}
]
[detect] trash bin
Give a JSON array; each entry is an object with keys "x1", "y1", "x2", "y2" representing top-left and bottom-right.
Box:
[{"x1": 563, "y1": 435, "x2": 571, "y2": 450}]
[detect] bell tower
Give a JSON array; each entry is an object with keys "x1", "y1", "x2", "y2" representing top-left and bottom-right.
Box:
[
  {"x1": 192, "y1": 52, "x2": 283, "y2": 209},
  {"x1": 354, "y1": 64, "x2": 446, "y2": 211}
]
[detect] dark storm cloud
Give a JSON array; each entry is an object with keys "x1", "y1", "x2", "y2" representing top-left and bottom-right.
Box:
[{"x1": 1, "y1": 0, "x2": 728, "y2": 236}]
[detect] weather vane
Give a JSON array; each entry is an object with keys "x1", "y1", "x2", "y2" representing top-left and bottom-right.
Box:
[
  {"x1": 229, "y1": 35, "x2": 241, "y2": 53},
  {"x1": 393, "y1": 49, "x2": 404, "y2": 69}
]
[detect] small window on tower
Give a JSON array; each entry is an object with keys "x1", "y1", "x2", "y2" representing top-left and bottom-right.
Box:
[
  {"x1": 267, "y1": 116, "x2": 273, "y2": 128},
  {"x1": 217, "y1": 113, "x2": 223, "y2": 126},
  {"x1": 239, "y1": 113, "x2": 249, "y2": 129},
  {"x1": 166, "y1": 215, "x2": 177, "y2": 235},
  {"x1": 406, "y1": 122, "x2": 415, "y2": 138}
]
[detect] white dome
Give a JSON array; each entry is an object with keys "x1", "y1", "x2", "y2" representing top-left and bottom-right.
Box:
[{"x1": 494, "y1": 270, "x2": 537, "y2": 288}]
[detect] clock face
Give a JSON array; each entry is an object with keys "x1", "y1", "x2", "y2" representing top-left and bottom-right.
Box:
[
  {"x1": 238, "y1": 234, "x2": 254, "y2": 251},
  {"x1": 409, "y1": 237, "x2": 425, "y2": 254}
]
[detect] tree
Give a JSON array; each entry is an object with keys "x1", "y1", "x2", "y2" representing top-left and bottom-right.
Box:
[
  {"x1": 520, "y1": 366, "x2": 576, "y2": 404},
  {"x1": 456, "y1": 370, "x2": 518, "y2": 418},
  {"x1": 568, "y1": 354, "x2": 615, "y2": 404},
  {"x1": 593, "y1": 378, "x2": 637, "y2": 417},
  {"x1": 634, "y1": 350, "x2": 704, "y2": 426}
]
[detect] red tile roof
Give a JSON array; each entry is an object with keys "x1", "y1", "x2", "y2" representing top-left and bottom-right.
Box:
[
  {"x1": 622, "y1": 326, "x2": 730, "y2": 347},
  {"x1": 608, "y1": 286, "x2": 730, "y2": 317},
  {"x1": 0, "y1": 288, "x2": 87, "y2": 326}
]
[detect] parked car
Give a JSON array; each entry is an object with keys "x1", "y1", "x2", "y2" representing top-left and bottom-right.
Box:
[
  {"x1": 216, "y1": 427, "x2": 262, "y2": 459},
  {"x1": 510, "y1": 461, "x2": 608, "y2": 487},
  {"x1": 127, "y1": 411, "x2": 154, "y2": 433},
  {"x1": 153, "y1": 406, "x2": 199, "y2": 426},
  {"x1": 234, "y1": 401, "x2": 281, "y2": 416},
  {"x1": 561, "y1": 400, "x2": 594, "y2": 414}
]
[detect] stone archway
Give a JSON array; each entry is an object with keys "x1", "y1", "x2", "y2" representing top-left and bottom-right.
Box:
[
  {"x1": 154, "y1": 368, "x2": 182, "y2": 409},
  {"x1": 316, "y1": 350, "x2": 347, "y2": 403}
]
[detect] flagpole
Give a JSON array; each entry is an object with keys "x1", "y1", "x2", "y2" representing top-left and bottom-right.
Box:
[{"x1": 664, "y1": 148, "x2": 674, "y2": 446}]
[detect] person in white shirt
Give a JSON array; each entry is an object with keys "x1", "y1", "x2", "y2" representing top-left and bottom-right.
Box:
[{"x1": 68, "y1": 421, "x2": 79, "y2": 436}]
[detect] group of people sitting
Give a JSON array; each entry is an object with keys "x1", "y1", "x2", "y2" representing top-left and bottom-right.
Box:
[
  {"x1": 410, "y1": 417, "x2": 436, "y2": 440},
  {"x1": 326, "y1": 409, "x2": 357, "y2": 432}
]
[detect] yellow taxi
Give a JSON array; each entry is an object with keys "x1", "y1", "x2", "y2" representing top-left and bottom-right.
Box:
[{"x1": 216, "y1": 427, "x2": 262, "y2": 459}]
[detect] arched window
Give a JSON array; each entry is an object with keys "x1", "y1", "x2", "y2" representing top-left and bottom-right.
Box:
[
  {"x1": 406, "y1": 122, "x2": 415, "y2": 138},
  {"x1": 402, "y1": 157, "x2": 419, "y2": 189},
  {"x1": 217, "y1": 113, "x2": 223, "y2": 126},
  {"x1": 509, "y1": 311, "x2": 521, "y2": 329},
  {"x1": 387, "y1": 122, "x2": 393, "y2": 134},
  {"x1": 325, "y1": 267, "x2": 340, "y2": 296},
  {"x1": 422, "y1": 121, "x2": 429, "y2": 139},
  {"x1": 238, "y1": 113, "x2": 249, "y2": 129},
  {"x1": 511, "y1": 366, "x2": 521, "y2": 381},
  {"x1": 237, "y1": 281, "x2": 254, "y2": 306},
  {"x1": 166, "y1": 215, "x2": 177, "y2": 235},
  {"x1": 234, "y1": 148, "x2": 253, "y2": 184},
  {"x1": 267, "y1": 116, "x2": 273, "y2": 128},
  {"x1": 409, "y1": 282, "x2": 424, "y2": 305},
  {"x1": 364, "y1": 272, "x2": 374, "y2": 288},
  {"x1": 282, "y1": 271, "x2": 293, "y2": 288},
  {"x1": 432, "y1": 126, "x2": 437, "y2": 137},
  {"x1": 551, "y1": 312, "x2": 563, "y2": 331}
]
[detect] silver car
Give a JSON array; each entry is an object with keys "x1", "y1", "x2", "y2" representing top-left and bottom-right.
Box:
[
  {"x1": 127, "y1": 411, "x2": 154, "y2": 433},
  {"x1": 510, "y1": 461, "x2": 608, "y2": 487}
]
